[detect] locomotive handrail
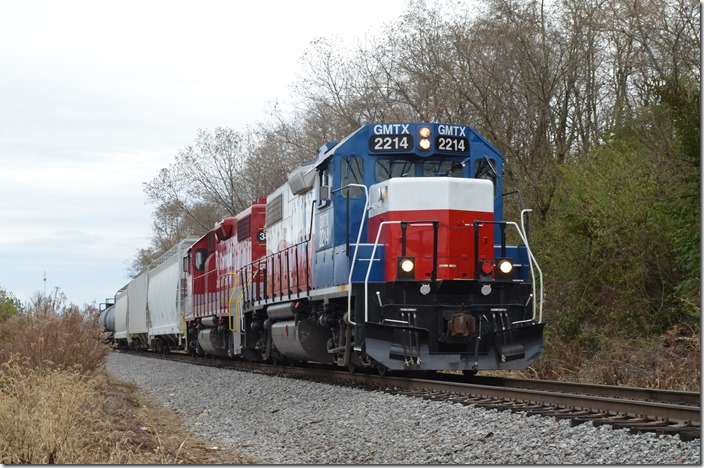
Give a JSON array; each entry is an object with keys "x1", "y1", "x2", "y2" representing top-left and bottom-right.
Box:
[
  {"x1": 344, "y1": 183, "x2": 369, "y2": 326},
  {"x1": 227, "y1": 271, "x2": 254, "y2": 334},
  {"x1": 509, "y1": 218, "x2": 543, "y2": 323},
  {"x1": 363, "y1": 220, "x2": 436, "y2": 323},
  {"x1": 240, "y1": 238, "x2": 311, "y2": 307},
  {"x1": 521, "y1": 209, "x2": 542, "y2": 323},
  {"x1": 466, "y1": 220, "x2": 543, "y2": 324}
]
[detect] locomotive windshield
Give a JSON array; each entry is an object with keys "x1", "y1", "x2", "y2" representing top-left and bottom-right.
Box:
[
  {"x1": 422, "y1": 159, "x2": 463, "y2": 177},
  {"x1": 375, "y1": 158, "x2": 416, "y2": 181},
  {"x1": 374, "y1": 157, "x2": 465, "y2": 182}
]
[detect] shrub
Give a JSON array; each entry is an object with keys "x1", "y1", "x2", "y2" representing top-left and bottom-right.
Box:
[{"x1": 0, "y1": 309, "x2": 110, "y2": 374}]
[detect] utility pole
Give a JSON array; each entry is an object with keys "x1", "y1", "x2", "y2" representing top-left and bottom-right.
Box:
[{"x1": 43, "y1": 271, "x2": 46, "y2": 298}]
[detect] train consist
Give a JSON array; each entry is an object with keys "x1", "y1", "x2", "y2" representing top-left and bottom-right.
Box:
[{"x1": 101, "y1": 122, "x2": 544, "y2": 374}]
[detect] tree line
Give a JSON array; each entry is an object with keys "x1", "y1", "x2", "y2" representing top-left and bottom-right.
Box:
[{"x1": 134, "y1": 0, "x2": 700, "y2": 353}]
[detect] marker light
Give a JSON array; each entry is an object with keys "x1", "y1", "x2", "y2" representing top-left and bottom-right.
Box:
[
  {"x1": 401, "y1": 259, "x2": 415, "y2": 273},
  {"x1": 419, "y1": 139, "x2": 431, "y2": 150},
  {"x1": 419, "y1": 127, "x2": 431, "y2": 138}
]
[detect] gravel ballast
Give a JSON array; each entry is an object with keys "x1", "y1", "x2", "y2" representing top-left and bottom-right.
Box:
[{"x1": 106, "y1": 353, "x2": 701, "y2": 464}]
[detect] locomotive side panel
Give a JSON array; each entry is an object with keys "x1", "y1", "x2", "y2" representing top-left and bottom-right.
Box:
[{"x1": 265, "y1": 181, "x2": 316, "y2": 299}]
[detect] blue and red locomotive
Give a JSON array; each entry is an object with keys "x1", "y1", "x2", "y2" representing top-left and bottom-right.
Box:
[{"x1": 113, "y1": 122, "x2": 544, "y2": 375}]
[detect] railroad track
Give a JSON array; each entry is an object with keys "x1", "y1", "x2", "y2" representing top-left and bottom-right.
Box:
[{"x1": 117, "y1": 350, "x2": 701, "y2": 441}]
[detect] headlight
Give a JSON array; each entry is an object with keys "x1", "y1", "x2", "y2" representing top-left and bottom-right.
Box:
[
  {"x1": 497, "y1": 258, "x2": 513, "y2": 278},
  {"x1": 397, "y1": 256, "x2": 416, "y2": 280},
  {"x1": 419, "y1": 127, "x2": 431, "y2": 150},
  {"x1": 499, "y1": 260, "x2": 512, "y2": 274}
]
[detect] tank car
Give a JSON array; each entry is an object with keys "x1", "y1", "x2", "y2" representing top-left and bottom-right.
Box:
[
  {"x1": 183, "y1": 122, "x2": 544, "y2": 374},
  {"x1": 98, "y1": 298, "x2": 115, "y2": 343}
]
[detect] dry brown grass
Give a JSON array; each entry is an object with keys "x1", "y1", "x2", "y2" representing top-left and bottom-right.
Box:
[
  {"x1": 0, "y1": 357, "x2": 252, "y2": 464},
  {"x1": 529, "y1": 324, "x2": 701, "y2": 391},
  {"x1": 0, "y1": 312, "x2": 253, "y2": 464},
  {"x1": 0, "y1": 310, "x2": 110, "y2": 374}
]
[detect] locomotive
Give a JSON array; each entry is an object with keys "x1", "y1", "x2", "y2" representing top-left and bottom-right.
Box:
[{"x1": 110, "y1": 122, "x2": 544, "y2": 375}]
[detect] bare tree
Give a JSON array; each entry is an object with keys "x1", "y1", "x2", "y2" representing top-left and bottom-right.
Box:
[
  {"x1": 26, "y1": 287, "x2": 68, "y2": 316},
  {"x1": 134, "y1": 128, "x2": 254, "y2": 274},
  {"x1": 143, "y1": 127, "x2": 254, "y2": 230}
]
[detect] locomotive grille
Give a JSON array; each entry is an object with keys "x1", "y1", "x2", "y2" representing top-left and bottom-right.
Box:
[
  {"x1": 266, "y1": 194, "x2": 283, "y2": 226},
  {"x1": 238, "y1": 214, "x2": 251, "y2": 240}
]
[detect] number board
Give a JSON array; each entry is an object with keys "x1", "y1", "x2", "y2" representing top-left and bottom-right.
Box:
[
  {"x1": 369, "y1": 134, "x2": 414, "y2": 153},
  {"x1": 435, "y1": 135, "x2": 469, "y2": 154}
]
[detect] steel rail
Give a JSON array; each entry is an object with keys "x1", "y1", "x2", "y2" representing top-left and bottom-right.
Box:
[
  {"x1": 117, "y1": 351, "x2": 701, "y2": 427},
  {"x1": 429, "y1": 374, "x2": 701, "y2": 407}
]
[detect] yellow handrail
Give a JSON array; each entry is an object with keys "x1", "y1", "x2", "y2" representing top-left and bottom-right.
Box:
[{"x1": 227, "y1": 270, "x2": 254, "y2": 333}]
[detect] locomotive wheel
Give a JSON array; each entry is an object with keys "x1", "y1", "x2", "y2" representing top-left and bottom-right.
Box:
[
  {"x1": 462, "y1": 369, "x2": 478, "y2": 377},
  {"x1": 347, "y1": 361, "x2": 357, "y2": 373},
  {"x1": 271, "y1": 353, "x2": 288, "y2": 367}
]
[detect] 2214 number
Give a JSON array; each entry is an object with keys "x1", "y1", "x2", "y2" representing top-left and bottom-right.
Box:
[{"x1": 369, "y1": 135, "x2": 414, "y2": 152}]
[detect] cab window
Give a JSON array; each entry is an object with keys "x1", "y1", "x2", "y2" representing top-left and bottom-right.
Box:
[
  {"x1": 375, "y1": 159, "x2": 415, "y2": 182},
  {"x1": 423, "y1": 159, "x2": 463, "y2": 177},
  {"x1": 341, "y1": 156, "x2": 364, "y2": 198},
  {"x1": 194, "y1": 249, "x2": 208, "y2": 271},
  {"x1": 475, "y1": 157, "x2": 498, "y2": 196}
]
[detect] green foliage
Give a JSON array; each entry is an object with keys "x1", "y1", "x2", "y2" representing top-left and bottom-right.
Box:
[
  {"x1": 0, "y1": 288, "x2": 22, "y2": 321},
  {"x1": 651, "y1": 76, "x2": 701, "y2": 311},
  {"x1": 537, "y1": 78, "x2": 700, "y2": 344}
]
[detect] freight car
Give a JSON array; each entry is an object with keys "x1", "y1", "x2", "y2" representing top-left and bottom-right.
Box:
[
  {"x1": 112, "y1": 238, "x2": 198, "y2": 352},
  {"x1": 115, "y1": 122, "x2": 544, "y2": 375},
  {"x1": 98, "y1": 298, "x2": 115, "y2": 343}
]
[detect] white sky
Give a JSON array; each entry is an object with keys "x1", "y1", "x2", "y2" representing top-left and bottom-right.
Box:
[{"x1": 0, "y1": 0, "x2": 410, "y2": 307}]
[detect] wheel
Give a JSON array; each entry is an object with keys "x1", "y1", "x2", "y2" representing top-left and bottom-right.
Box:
[
  {"x1": 348, "y1": 361, "x2": 357, "y2": 373},
  {"x1": 462, "y1": 369, "x2": 478, "y2": 377}
]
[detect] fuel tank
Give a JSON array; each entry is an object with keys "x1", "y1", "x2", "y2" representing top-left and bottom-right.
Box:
[
  {"x1": 197, "y1": 328, "x2": 229, "y2": 357},
  {"x1": 271, "y1": 320, "x2": 334, "y2": 364}
]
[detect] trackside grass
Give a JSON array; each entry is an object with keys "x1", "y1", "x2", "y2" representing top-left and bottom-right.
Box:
[{"x1": 0, "y1": 311, "x2": 252, "y2": 464}]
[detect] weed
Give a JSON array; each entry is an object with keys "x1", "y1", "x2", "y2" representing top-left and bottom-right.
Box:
[{"x1": 0, "y1": 311, "x2": 253, "y2": 464}]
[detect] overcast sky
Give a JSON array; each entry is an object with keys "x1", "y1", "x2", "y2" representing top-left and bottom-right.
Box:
[{"x1": 0, "y1": 0, "x2": 409, "y2": 307}]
